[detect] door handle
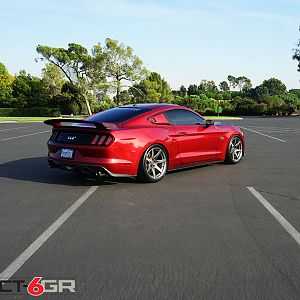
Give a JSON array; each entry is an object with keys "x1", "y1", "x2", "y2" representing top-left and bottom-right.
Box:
[{"x1": 178, "y1": 132, "x2": 187, "y2": 136}]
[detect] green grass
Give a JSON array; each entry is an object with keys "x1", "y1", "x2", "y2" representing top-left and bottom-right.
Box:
[
  {"x1": 0, "y1": 116, "x2": 82, "y2": 122},
  {"x1": 204, "y1": 116, "x2": 243, "y2": 120}
]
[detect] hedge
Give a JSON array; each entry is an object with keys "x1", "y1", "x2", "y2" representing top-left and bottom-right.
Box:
[{"x1": 0, "y1": 107, "x2": 60, "y2": 117}]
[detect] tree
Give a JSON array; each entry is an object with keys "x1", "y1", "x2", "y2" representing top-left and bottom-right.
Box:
[
  {"x1": 36, "y1": 43, "x2": 106, "y2": 115},
  {"x1": 227, "y1": 75, "x2": 252, "y2": 91},
  {"x1": 0, "y1": 62, "x2": 14, "y2": 107},
  {"x1": 187, "y1": 84, "x2": 198, "y2": 96},
  {"x1": 219, "y1": 81, "x2": 229, "y2": 92},
  {"x1": 131, "y1": 72, "x2": 172, "y2": 103},
  {"x1": 103, "y1": 38, "x2": 147, "y2": 106},
  {"x1": 119, "y1": 90, "x2": 132, "y2": 104},
  {"x1": 293, "y1": 26, "x2": 300, "y2": 72},
  {"x1": 258, "y1": 78, "x2": 287, "y2": 96},
  {"x1": 289, "y1": 89, "x2": 300, "y2": 98},
  {"x1": 179, "y1": 85, "x2": 187, "y2": 97},
  {"x1": 198, "y1": 80, "x2": 218, "y2": 93},
  {"x1": 227, "y1": 75, "x2": 238, "y2": 90},
  {"x1": 11, "y1": 70, "x2": 48, "y2": 108},
  {"x1": 51, "y1": 82, "x2": 84, "y2": 114},
  {"x1": 42, "y1": 63, "x2": 66, "y2": 97},
  {"x1": 236, "y1": 76, "x2": 252, "y2": 92},
  {"x1": 279, "y1": 92, "x2": 300, "y2": 110},
  {"x1": 254, "y1": 85, "x2": 269, "y2": 99}
]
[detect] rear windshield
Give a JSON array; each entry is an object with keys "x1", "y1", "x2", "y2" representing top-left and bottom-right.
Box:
[{"x1": 87, "y1": 107, "x2": 150, "y2": 123}]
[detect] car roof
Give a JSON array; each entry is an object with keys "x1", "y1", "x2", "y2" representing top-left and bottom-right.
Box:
[{"x1": 120, "y1": 103, "x2": 179, "y2": 111}]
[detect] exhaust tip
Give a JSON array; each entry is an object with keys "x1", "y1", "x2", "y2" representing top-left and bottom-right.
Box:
[{"x1": 96, "y1": 171, "x2": 106, "y2": 178}]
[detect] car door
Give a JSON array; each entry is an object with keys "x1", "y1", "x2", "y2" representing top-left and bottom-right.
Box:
[{"x1": 164, "y1": 109, "x2": 220, "y2": 164}]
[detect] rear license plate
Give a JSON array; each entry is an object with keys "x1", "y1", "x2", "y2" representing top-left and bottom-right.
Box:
[{"x1": 61, "y1": 148, "x2": 74, "y2": 159}]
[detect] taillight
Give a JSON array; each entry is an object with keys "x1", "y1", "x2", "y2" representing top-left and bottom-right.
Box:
[
  {"x1": 91, "y1": 134, "x2": 114, "y2": 146},
  {"x1": 103, "y1": 136, "x2": 113, "y2": 145},
  {"x1": 49, "y1": 131, "x2": 58, "y2": 141},
  {"x1": 53, "y1": 121, "x2": 62, "y2": 127}
]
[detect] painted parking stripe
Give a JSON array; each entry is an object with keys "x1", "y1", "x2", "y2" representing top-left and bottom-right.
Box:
[
  {"x1": 0, "y1": 126, "x2": 35, "y2": 132},
  {"x1": 1, "y1": 130, "x2": 51, "y2": 141},
  {"x1": 247, "y1": 187, "x2": 300, "y2": 247},
  {"x1": 0, "y1": 186, "x2": 99, "y2": 281},
  {"x1": 240, "y1": 126, "x2": 300, "y2": 133},
  {"x1": 240, "y1": 126, "x2": 286, "y2": 143},
  {"x1": 262, "y1": 129, "x2": 300, "y2": 133}
]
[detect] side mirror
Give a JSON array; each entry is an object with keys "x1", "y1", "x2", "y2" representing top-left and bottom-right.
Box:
[{"x1": 206, "y1": 119, "x2": 214, "y2": 126}]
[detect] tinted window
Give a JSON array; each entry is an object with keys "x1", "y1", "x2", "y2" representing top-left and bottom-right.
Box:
[
  {"x1": 165, "y1": 109, "x2": 206, "y2": 125},
  {"x1": 87, "y1": 107, "x2": 150, "y2": 123}
]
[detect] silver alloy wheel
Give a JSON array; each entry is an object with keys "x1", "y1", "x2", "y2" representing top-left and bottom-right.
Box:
[
  {"x1": 229, "y1": 136, "x2": 243, "y2": 163},
  {"x1": 144, "y1": 146, "x2": 167, "y2": 180}
]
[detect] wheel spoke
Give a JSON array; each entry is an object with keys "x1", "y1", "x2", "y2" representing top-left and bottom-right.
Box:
[
  {"x1": 154, "y1": 149, "x2": 162, "y2": 159},
  {"x1": 234, "y1": 152, "x2": 238, "y2": 160},
  {"x1": 151, "y1": 149, "x2": 155, "y2": 158},
  {"x1": 156, "y1": 159, "x2": 166, "y2": 163},
  {"x1": 151, "y1": 168, "x2": 156, "y2": 178},
  {"x1": 154, "y1": 165, "x2": 163, "y2": 173}
]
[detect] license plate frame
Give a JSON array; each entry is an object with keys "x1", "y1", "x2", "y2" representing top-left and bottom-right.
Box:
[{"x1": 61, "y1": 148, "x2": 74, "y2": 159}]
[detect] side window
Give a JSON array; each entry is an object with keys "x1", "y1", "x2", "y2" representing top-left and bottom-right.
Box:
[{"x1": 164, "y1": 109, "x2": 206, "y2": 126}]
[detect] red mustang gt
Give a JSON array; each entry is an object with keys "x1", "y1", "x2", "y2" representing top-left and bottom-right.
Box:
[{"x1": 45, "y1": 104, "x2": 245, "y2": 183}]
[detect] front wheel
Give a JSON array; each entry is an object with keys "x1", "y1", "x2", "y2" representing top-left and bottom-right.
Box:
[
  {"x1": 225, "y1": 135, "x2": 243, "y2": 164},
  {"x1": 137, "y1": 144, "x2": 168, "y2": 183}
]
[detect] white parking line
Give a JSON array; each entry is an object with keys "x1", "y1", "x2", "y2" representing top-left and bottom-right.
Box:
[
  {"x1": 247, "y1": 187, "x2": 300, "y2": 247},
  {"x1": 241, "y1": 126, "x2": 293, "y2": 130},
  {"x1": 262, "y1": 130, "x2": 300, "y2": 133},
  {"x1": 0, "y1": 126, "x2": 35, "y2": 132},
  {"x1": 1, "y1": 130, "x2": 51, "y2": 141},
  {"x1": 0, "y1": 186, "x2": 99, "y2": 281},
  {"x1": 240, "y1": 126, "x2": 286, "y2": 143}
]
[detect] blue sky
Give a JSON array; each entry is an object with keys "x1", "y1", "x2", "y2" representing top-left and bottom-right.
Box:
[{"x1": 0, "y1": 0, "x2": 299, "y2": 89}]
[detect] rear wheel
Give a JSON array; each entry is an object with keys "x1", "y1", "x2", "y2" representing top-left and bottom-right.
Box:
[
  {"x1": 225, "y1": 135, "x2": 243, "y2": 164},
  {"x1": 137, "y1": 144, "x2": 168, "y2": 183}
]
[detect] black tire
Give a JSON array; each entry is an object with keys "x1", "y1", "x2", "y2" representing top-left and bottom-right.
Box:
[
  {"x1": 225, "y1": 135, "x2": 243, "y2": 164},
  {"x1": 137, "y1": 144, "x2": 168, "y2": 183}
]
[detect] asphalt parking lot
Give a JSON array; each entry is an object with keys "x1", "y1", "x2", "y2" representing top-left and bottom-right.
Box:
[{"x1": 0, "y1": 117, "x2": 300, "y2": 299}]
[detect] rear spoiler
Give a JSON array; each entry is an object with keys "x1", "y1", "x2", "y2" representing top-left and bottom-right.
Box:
[{"x1": 44, "y1": 119, "x2": 107, "y2": 130}]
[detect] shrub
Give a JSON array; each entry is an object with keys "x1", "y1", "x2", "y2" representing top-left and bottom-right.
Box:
[
  {"x1": 93, "y1": 101, "x2": 116, "y2": 113},
  {"x1": 0, "y1": 107, "x2": 60, "y2": 117},
  {"x1": 234, "y1": 99, "x2": 267, "y2": 115}
]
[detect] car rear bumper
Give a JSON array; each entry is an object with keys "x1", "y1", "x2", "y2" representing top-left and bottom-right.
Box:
[
  {"x1": 47, "y1": 142, "x2": 137, "y2": 176},
  {"x1": 48, "y1": 158, "x2": 133, "y2": 177}
]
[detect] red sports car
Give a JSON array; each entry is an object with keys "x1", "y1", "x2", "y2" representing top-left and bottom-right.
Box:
[{"x1": 45, "y1": 104, "x2": 245, "y2": 182}]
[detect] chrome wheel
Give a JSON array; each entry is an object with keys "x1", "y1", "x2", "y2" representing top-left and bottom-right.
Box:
[
  {"x1": 229, "y1": 136, "x2": 243, "y2": 163},
  {"x1": 144, "y1": 146, "x2": 167, "y2": 180}
]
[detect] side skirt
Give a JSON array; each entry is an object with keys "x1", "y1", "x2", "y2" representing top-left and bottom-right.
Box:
[{"x1": 168, "y1": 160, "x2": 224, "y2": 173}]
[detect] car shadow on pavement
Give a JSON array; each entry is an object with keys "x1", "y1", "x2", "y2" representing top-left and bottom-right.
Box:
[
  {"x1": 0, "y1": 157, "x2": 123, "y2": 186},
  {"x1": 0, "y1": 157, "x2": 222, "y2": 186}
]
